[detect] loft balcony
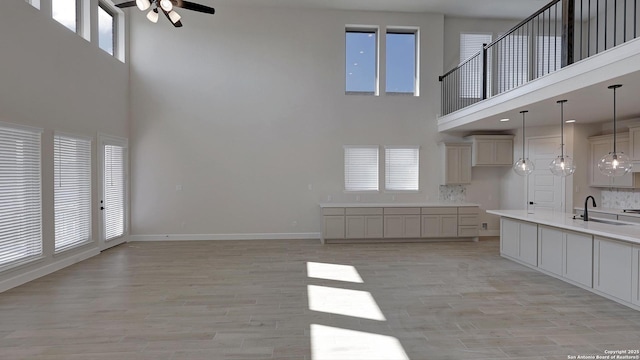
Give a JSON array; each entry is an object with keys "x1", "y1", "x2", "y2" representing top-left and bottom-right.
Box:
[{"x1": 438, "y1": 0, "x2": 640, "y2": 134}]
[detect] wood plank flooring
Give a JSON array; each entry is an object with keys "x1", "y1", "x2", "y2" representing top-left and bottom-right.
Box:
[{"x1": 1, "y1": 239, "x2": 640, "y2": 360}]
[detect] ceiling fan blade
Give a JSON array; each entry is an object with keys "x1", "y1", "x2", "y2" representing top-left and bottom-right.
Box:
[
  {"x1": 162, "y1": 8, "x2": 184, "y2": 27},
  {"x1": 115, "y1": 1, "x2": 137, "y2": 8},
  {"x1": 176, "y1": 0, "x2": 216, "y2": 15}
]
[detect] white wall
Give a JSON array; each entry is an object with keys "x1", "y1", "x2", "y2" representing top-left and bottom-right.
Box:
[
  {"x1": 0, "y1": 1, "x2": 129, "y2": 288},
  {"x1": 129, "y1": 6, "x2": 444, "y2": 237}
]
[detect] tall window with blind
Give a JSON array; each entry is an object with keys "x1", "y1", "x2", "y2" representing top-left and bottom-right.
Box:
[
  {"x1": 459, "y1": 33, "x2": 492, "y2": 98},
  {"x1": 344, "y1": 146, "x2": 379, "y2": 191},
  {"x1": 104, "y1": 144, "x2": 125, "y2": 241},
  {"x1": 0, "y1": 123, "x2": 43, "y2": 269},
  {"x1": 54, "y1": 134, "x2": 91, "y2": 253},
  {"x1": 385, "y1": 147, "x2": 419, "y2": 191}
]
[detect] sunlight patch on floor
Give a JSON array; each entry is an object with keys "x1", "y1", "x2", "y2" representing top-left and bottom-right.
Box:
[
  {"x1": 307, "y1": 262, "x2": 364, "y2": 283},
  {"x1": 307, "y1": 285, "x2": 386, "y2": 321},
  {"x1": 310, "y1": 324, "x2": 410, "y2": 360}
]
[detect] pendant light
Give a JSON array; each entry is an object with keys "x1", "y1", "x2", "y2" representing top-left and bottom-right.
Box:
[
  {"x1": 549, "y1": 100, "x2": 576, "y2": 177},
  {"x1": 514, "y1": 110, "x2": 535, "y2": 176},
  {"x1": 598, "y1": 84, "x2": 633, "y2": 176}
]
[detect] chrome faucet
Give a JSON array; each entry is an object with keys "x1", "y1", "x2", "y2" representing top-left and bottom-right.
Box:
[{"x1": 584, "y1": 196, "x2": 597, "y2": 221}]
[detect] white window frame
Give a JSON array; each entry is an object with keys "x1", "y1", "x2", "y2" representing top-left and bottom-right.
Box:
[
  {"x1": 345, "y1": 25, "x2": 380, "y2": 96},
  {"x1": 53, "y1": 132, "x2": 93, "y2": 254},
  {"x1": 385, "y1": 27, "x2": 420, "y2": 96},
  {"x1": 0, "y1": 121, "x2": 44, "y2": 272},
  {"x1": 384, "y1": 146, "x2": 420, "y2": 192},
  {"x1": 24, "y1": 0, "x2": 41, "y2": 9},
  {"x1": 344, "y1": 145, "x2": 379, "y2": 192},
  {"x1": 98, "y1": 133, "x2": 129, "y2": 250},
  {"x1": 97, "y1": 0, "x2": 126, "y2": 62}
]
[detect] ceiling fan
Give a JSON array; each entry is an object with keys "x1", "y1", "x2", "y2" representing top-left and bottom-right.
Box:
[{"x1": 116, "y1": 0, "x2": 215, "y2": 27}]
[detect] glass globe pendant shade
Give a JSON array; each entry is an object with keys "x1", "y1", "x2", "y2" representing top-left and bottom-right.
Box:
[
  {"x1": 598, "y1": 152, "x2": 633, "y2": 176},
  {"x1": 136, "y1": 0, "x2": 151, "y2": 11},
  {"x1": 513, "y1": 158, "x2": 535, "y2": 176},
  {"x1": 549, "y1": 155, "x2": 576, "y2": 177}
]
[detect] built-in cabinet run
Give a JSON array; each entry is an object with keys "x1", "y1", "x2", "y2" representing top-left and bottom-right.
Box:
[
  {"x1": 465, "y1": 135, "x2": 514, "y2": 166},
  {"x1": 321, "y1": 205, "x2": 479, "y2": 243},
  {"x1": 499, "y1": 217, "x2": 640, "y2": 311},
  {"x1": 439, "y1": 143, "x2": 472, "y2": 185}
]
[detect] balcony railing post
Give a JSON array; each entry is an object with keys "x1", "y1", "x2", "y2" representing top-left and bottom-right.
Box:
[
  {"x1": 482, "y1": 44, "x2": 488, "y2": 100},
  {"x1": 562, "y1": 0, "x2": 575, "y2": 67}
]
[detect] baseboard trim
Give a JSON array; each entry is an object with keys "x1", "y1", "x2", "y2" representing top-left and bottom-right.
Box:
[
  {"x1": 479, "y1": 230, "x2": 500, "y2": 237},
  {"x1": 129, "y1": 232, "x2": 322, "y2": 242},
  {"x1": 0, "y1": 248, "x2": 99, "y2": 293}
]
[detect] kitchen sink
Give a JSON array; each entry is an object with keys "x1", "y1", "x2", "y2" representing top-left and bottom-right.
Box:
[{"x1": 586, "y1": 218, "x2": 630, "y2": 226}]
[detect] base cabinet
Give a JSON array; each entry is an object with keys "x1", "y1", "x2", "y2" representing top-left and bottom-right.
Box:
[
  {"x1": 594, "y1": 237, "x2": 634, "y2": 302},
  {"x1": 564, "y1": 232, "x2": 593, "y2": 287},
  {"x1": 384, "y1": 215, "x2": 421, "y2": 238},
  {"x1": 538, "y1": 226, "x2": 563, "y2": 276},
  {"x1": 346, "y1": 216, "x2": 383, "y2": 239},
  {"x1": 500, "y1": 218, "x2": 537, "y2": 266},
  {"x1": 323, "y1": 216, "x2": 345, "y2": 239},
  {"x1": 633, "y1": 246, "x2": 640, "y2": 306}
]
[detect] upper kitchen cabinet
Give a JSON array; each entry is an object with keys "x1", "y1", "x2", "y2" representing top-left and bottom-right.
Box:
[
  {"x1": 630, "y1": 125, "x2": 640, "y2": 168},
  {"x1": 439, "y1": 143, "x2": 471, "y2": 185},
  {"x1": 589, "y1": 133, "x2": 640, "y2": 188},
  {"x1": 465, "y1": 135, "x2": 514, "y2": 166}
]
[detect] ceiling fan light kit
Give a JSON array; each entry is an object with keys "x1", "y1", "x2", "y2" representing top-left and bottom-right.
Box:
[
  {"x1": 598, "y1": 84, "x2": 633, "y2": 176},
  {"x1": 117, "y1": 0, "x2": 215, "y2": 27}
]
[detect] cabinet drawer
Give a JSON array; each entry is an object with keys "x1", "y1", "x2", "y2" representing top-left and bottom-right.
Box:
[
  {"x1": 345, "y1": 207, "x2": 383, "y2": 215},
  {"x1": 384, "y1": 207, "x2": 420, "y2": 215},
  {"x1": 458, "y1": 207, "x2": 479, "y2": 215},
  {"x1": 421, "y1": 207, "x2": 457, "y2": 215},
  {"x1": 322, "y1": 208, "x2": 345, "y2": 216},
  {"x1": 458, "y1": 215, "x2": 478, "y2": 226},
  {"x1": 458, "y1": 226, "x2": 478, "y2": 237}
]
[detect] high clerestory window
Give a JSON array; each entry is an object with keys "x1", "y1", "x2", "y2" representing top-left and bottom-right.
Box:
[{"x1": 386, "y1": 29, "x2": 418, "y2": 95}]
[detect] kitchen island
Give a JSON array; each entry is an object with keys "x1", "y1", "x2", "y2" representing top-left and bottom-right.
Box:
[{"x1": 488, "y1": 209, "x2": 640, "y2": 311}]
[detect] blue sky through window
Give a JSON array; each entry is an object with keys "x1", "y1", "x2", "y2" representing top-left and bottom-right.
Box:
[
  {"x1": 345, "y1": 31, "x2": 377, "y2": 93},
  {"x1": 98, "y1": 5, "x2": 114, "y2": 55},
  {"x1": 386, "y1": 32, "x2": 416, "y2": 94}
]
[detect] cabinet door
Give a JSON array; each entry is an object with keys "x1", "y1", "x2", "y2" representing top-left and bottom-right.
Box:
[
  {"x1": 500, "y1": 218, "x2": 520, "y2": 258},
  {"x1": 611, "y1": 139, "x2": 633, "y2": 187},
  {"x1": 594, "y1": 238, "x2": 633, "y2": 302},
  {"x1": 384, "y1": 216, "x2": 404, "y2": 238},
  {"x1": 345, "y1": 216, "x2": 365, "y2": 239},
  {"x1": 440, "y1": 215, "x2": 458, "y2": 237},
  {"x1": 563, "y1": 232, "x2": 593, "y2": 287},
  {"x1": 590, "y1": 140, "x2": 613, "y2": 186},
  {"x1": 421, "y1": 215, "x2": 440, "y2": 238},
  {"x1": 475, "y1": 140, "x2": 495, "y2": 165},
  {"x1": 445, "y1": 147, "x2": 461, "y2": 184},
  {"x1": 630, "y1": 126, "x2": 640, "y2": 161},
  {"x1": 404, "y1": 215, "x2": 422, "y2": 238},
  {"x1": 459, "y1": 146, "x2": 472, "y2": 183},
  {"x1": 364, "y1": 216, "x2": 383, "y2": 238},
  {"x1": 538, "y1": 226, "x2": 563, "y2": 276},
  {"x1": 519, "y1": 222, "x2": 538, "y2": 266},
  {"x1": 324, "y1": 216, "x2": 345, "y2": 239},
  {"x1": 633, "y1": 246, "x2": 640, "y2": 306},
  {"x1": 494, "y1": 140, "x2": 513, "y2": 165}
]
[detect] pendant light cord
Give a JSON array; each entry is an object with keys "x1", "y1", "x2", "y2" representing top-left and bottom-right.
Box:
[
  {"x1": 520, "y1": 110, "x2": 528, "y2": 160},
  {"x1": 558, "y1": 100, "x2": 566, "y2": 159},
  {"x1": 613, "y1": 86, "x2": 617, "y2": 154}
]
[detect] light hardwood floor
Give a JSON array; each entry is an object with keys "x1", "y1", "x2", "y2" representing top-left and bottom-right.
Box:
[{"x1": 1, "y1": 239, "x2": 640, "y2": 360}]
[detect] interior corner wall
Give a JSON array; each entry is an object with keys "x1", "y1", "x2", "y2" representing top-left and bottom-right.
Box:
[
  {"x1": 0, "y1": 1, "x2": 129, "y2": 288},
  {"x1": 129, "y1": 6, "x2": 444, "y2": 237}
]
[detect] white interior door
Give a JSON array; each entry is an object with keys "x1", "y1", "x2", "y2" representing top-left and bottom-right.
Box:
[
  {"x1": 527, "y1": 136, "x2": 564, "y2": 213},
  {"x1": 98, "y1": 134, "x2": 128, "y2": 251}
]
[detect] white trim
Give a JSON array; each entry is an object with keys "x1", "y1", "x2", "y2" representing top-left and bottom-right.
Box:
[
  {"x1": 0, "y1": 120, "x2": 44, "y2": 133},
  {"x1": 129, "y1": 233, "x2": 322, "y2": 242},
  {"x1": 0, "y1": 248, "x2": 99, "y2": 293},
  {"x1": 54, "y1": 130, "x2": 94, "y2": 142}
]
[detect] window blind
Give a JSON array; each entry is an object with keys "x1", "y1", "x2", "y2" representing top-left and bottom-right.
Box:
[
  {"x1": 385, "y1": 147, "x2": 419, "y2": 191},
  {"x1": 104, "y1": 144, "x2": 125, "y2": 241},
  {"x1": 344, "y1": 146, "x2": 379, "y2": 191},
  {"x1": 460, "y1": 33, "x2": 492, "y2": 63},
  {"x1": 54, "y1": 134, "x2": 91, "y2": 253},
  {"x1": 459, "y1": 33, "x2": 492, "y2": 98},
  {"x1": 536, "y1": 35, "x2": 562, "y2": 77},
  {"x1": 0, "y1": 123, "x2": 43, "y2": 269}
]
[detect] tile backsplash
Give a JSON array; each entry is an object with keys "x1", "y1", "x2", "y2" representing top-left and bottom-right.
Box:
[
  {"x1": 601, "y1": 189, "x2": 640, "y2": 209},
  {"x1": 439, "y1": 185, "x2": 466, "y2": 202}
]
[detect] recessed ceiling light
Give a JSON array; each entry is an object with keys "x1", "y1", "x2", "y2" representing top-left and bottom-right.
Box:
[
  {"x1": 500, "y1": 118, "x2": 510, "y2": 122},
  {"x1": 566, "y1": 119, "x2": 576, "y2": 123}
]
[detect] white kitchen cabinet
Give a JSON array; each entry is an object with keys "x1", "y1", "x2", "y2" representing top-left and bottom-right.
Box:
[
  {"x1": 633, "y1": 246, "x2": 640, "y2": 306},
  {"x1": 384, "y1": 208, "x2": 421, "y2": 238},
  {"x1": 564, "y1": 232, "x2": 593, "y2": 287},
  {"x1": 538, "y1": 226, "x2": 563, "y2": 276},
  {"x1": 323, "y1": 216, "x2": 345, "y2": 239},
  {"x1": 421, "y1": 207, "x2": 458, "y2": 238},
  {"x1": 594, "y1": 237, "x2": 634, "y2": 302},
  {"x1": 458, "y1": 206, "x2": 479, "y2": 237},
  {"x1": 466, "y1": 135, "x2": 514, "y2": 166},
  {"x1": 345, "y1": 208, "x2": 383, "y2": 239},
  {"x1": 440, "y1": 143, "x2": 472, "y2": 185},
  {"x1": 500, "y1": 218, "x2": 537, "y2": 266},
  {"x1": 589, "y1": 133, "x2": 640, "y2": 188},
  {"x1": 629, "y1": 125, "x2": 640, "y2": 165}
]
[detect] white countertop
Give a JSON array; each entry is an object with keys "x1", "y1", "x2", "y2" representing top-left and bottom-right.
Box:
[
  {"x1": 573, "y1": 206, "x2": 640, "y2": 218},
  {"x1": 319, "y1": 202, "x2": 480, "y2": 208},
  {"x1": 487, "y1": 209, "x2": 640, "y2": 245}
]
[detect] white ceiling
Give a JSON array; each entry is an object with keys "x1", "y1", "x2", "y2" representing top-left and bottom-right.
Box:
[{"x1": 213, "y1": 0, "x2": 549, "y2": 19}]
